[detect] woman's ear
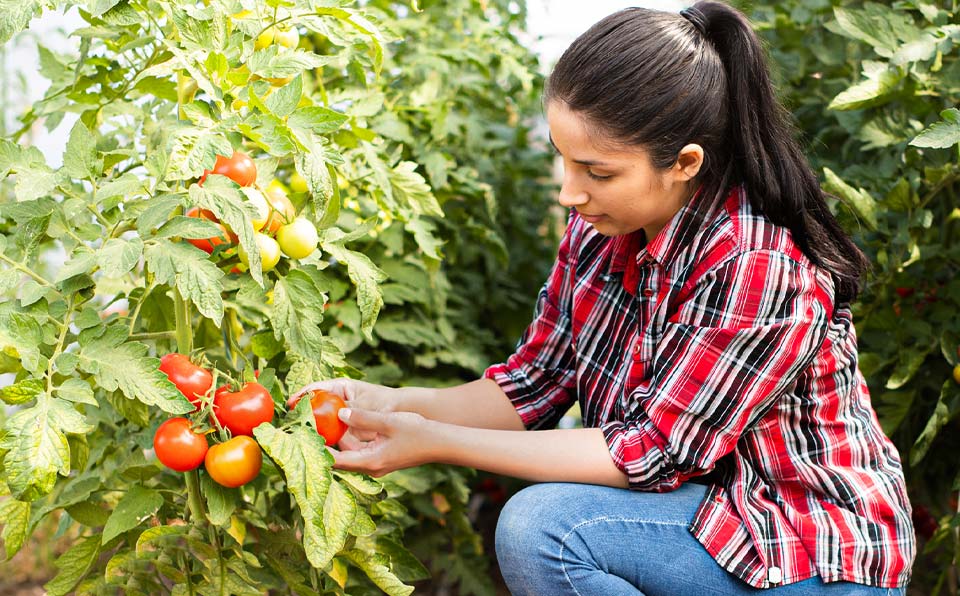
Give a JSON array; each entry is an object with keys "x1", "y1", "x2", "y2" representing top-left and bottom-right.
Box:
[{"x1": 673, "y1": 144, "x2": 705, "y2": 181}]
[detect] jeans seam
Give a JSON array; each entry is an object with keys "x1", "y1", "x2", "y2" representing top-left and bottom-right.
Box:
[{"x1": 559, "y1": 516, "x2": 690, "y2": 595}]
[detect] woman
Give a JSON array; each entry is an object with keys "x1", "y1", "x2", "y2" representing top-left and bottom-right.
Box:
[{"x1": 293, "y1": 2, "x2": 915, "y2": 593}]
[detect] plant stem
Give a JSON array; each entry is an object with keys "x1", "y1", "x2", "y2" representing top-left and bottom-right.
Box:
[
  {"x1": 45, "y1": 296, "x2": 76, "y2": 394},
  {"x1": 174, "y1": 289, "x2": 193, "y2": 355},
  {"x1": 0, "y1": 253, "x2": 54, "y2": 286},
  {"x1": 184, "y1": 469, "x2": 208, "y2": 525},
  {"x1": 129, "y1": 331, "x2": 176, "y2": 341}
]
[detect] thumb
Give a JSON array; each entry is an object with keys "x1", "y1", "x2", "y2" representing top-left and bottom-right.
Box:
[{"x1": 339, "y1": 408, "x2": 390, "y2": 433}]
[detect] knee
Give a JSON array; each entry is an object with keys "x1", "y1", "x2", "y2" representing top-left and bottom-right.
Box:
[{"x1": 495, "y1": 483, "x2": 570, "y2": 564}]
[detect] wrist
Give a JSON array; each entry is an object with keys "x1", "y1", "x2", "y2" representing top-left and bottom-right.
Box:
[{"x1": 393, "y1": 386, "x2": 438, "y2": 416}]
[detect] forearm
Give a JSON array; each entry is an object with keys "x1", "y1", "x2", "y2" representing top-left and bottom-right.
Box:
[
  {"x1": 429, "y1": 422, "x2": 629, "y2": 489},
  {"x1": 395, "y1": 378, "x2": 526, "y2": 431}
]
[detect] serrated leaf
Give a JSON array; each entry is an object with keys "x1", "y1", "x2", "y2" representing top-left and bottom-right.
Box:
[
  {"x1": 62, "y1": 120, "x2": 99, "y2": 180},
  {"x1": 0, "y1": 378, "x2": 43, "y2": 405},
  {"x1": 248, "y1": 47, "x2": 330, "y2": 79},
  {"x1": 391, "y1": 161, "x2": 442, "y2": 217},
  {"x1": 135, "y1": 524, "x2": 187, "y2": 555},
  {"x1": 371, "y1": 537, "x2": 430, "y2": 583},
  {"x1": 97, "y1": 237, "x2": 143, "y2": 278},
  {"x1": 43, "y1": 535, "x2": 101, "y2": 596},
  {"x1": 253, "y1": 424, "x2": 345, "y2": 569},
  {"x1": 0, "y1": 0, "x2": 45, "y2": 45},
  {"x1": 144, "y1": 240, "x2": 226, "y2": 324},
  {"x1": 405, "y1": 218, "x2": 443, "y2": 260},
  {"x1": 910, "y1": 380, "x2": 955, "y2": 466},
  {"x1": 0, "y1": 313, "x2": 43, "y2": 374},
  {"x1": 822, "y1": 167, "x2": 878, "y2": 231},
  {"x1": 167, "y1": 126, "x2": 232, "y2": 181},
  {"x1": 344, "y1": 548, "x2": 414, "y2": 596},
  {"x1": 295, "y1": 135, "x2": 334, "y2": 218},
  {"x1": 270, "y1": 270, "x2": 326, "y2": 361},
  {"x1": 910, "y1": 108, "x2": 960, "y2": 149},
  {"x1": 828, "y1": 62, "x2": 904, "y2": 111},
  {"x1": 832, "y1": 4, "x2": 919, "y2": 57},
  {"x1": 55, "y1": 379, "x2": 98, "y2": 406},
  {"x1": 102, "y1": 486, "x2": 162, "y2": 544},
  {"x1": 288, "y1": 106, "x2": 348, "y2": 135},
  {"x1": 323, "y1": 237, "x2": 386, "y2": 341},
  {"x1": 0, "y1": 497, "x2": 31, "y2": 560},
  {"x1": 137, "y1": 194, "x2": 182, "y2": 232},
  {"x1": 78, "y1": 326, "x2": 193, "y2": 414},
  {"x1": 155, "y1": 216, "x2": 224, "y2": 240},
  {"x1": 200, "y1": 474, "x2": 236, "y2": 526},
  {"x1": 0, "y1": 397, "x2": 94, "y2": 501},
  {"x1": 187, "y1": 180, "x2": 262, "y2": 286}
]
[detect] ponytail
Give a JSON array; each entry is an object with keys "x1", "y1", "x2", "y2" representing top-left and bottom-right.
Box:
[{"x1": 546, "y1": 1, "x2": 869, "y2": 304}]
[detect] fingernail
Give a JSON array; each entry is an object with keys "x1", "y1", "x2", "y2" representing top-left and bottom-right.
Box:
[{"x1": 338, "y1": 408, "x2": 351, "y2": 421}]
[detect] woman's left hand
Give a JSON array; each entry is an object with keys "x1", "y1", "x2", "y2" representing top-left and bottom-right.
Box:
[{"x1": 331, "y1": 407, "x2": 440, "y2": 477}]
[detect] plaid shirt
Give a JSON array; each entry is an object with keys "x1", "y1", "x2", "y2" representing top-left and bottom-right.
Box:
[{"x1": 484, "y1": 186, "x2": 915, "y2": 589}]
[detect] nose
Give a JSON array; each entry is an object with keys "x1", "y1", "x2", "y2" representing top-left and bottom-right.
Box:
[{"x1": 557, "y1": 170, "x2": 588, "y2": 208}]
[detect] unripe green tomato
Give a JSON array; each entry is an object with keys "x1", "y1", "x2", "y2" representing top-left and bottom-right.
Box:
[
  {"x1": 239, "y1": 233, "x2": 282, "y2": 272},
  {"x1": 255, "y1": 27, "x2": 275, "y2": 50},
  {"x1": 277, "y1": 218, "x2": 319, "y2": 259},
  {"x1": 290, "y1": 172, "x2": 308, "y2": 194},
  {"x1": 954, "y1": 364, "x2": 960, "y2": 385}
]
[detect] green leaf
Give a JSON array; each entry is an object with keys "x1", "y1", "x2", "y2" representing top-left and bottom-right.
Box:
[
  {"x1": 270, "y1": 270, "x2": 326, "y2": 361},
  {"x1": 0, "y1": 378, "x2": 44, "y2": 405},
  {"x1": 0, "y1": 313, "x2": 43, "y2": 374},
  {"x1": 0, "y1": 397, "x2": 94, "y2": 501},
  {"x1": 831, "y1": 4, "x2": 919, "y2": 57},
  {"x1": 0, "y1": 497, "x2": 31, "y2": 560},
  {"x1": 155, "y1": 216, "x2": 224, "y2": 240},
  {"x1": 55, "y1": 379, "x2": 98, "y2": 406},
  {"x1": 187, "y1": 180, "x2": 262, "y2": 285},
  {"x1": 97, "y1": 237, "x2": 143, "y2": 278},
  {"x1": 391, "y1": 161, "x2": 442, "y2": 217},
  {"x1": 822, "y1": 167, "x2": 878, "y2": 231},
  {"x1": 167, "y1": 125, "x2": 232, "y2": 181},
  {"x1": 344, "y1": 548, "x2": 414, "y2": 596},
  {"x1": 248, "y1": 47, "x2": 330, "y2": 79},
  {"x1": 323, "y1": 232, "x2": 386, "y2": 341},
  {"x1": 910, "y1": 108, "x2": 960, "y2": 149},
  {"x1": 62, "y1": 120, "x2": 100, "y2": 180},
  {"x1": 405, "y1": 218, "x2": 444, "y2": 260},
  {"x1": 135, "y1": 524, "x2": 187, "y2": 555},
  {"x1": 101, "y1": 485, "x2": 162, "y2": 544},
  {"x1": 886, "y1": 342, "x2": 934, "y2": 390},
  {"x1": 287, "y1": 106, "x2": 349, "y2": 135},
  {"x1": 200, "y1": 474, "x2": 237, "y2": 526},
  {"x1": 295, "y1": 135, "x2": 335, "y2": 218},
  {"x1": 370, "y1": 536, "x2": 430, "y2": 582},
  {"x1": 43, "y1": 535, "x2": 101, "y2": 596},
  {"x1": 253, "y1": 424, "x2": 348, "y2": 570},
  {"x1": 78, "y1": 326, "x2": 192, "y2": 414},
  {"x1": 828, "y1": 62, "x2": 904, "y2": 111},
  {"x1": 65, "y1": 501, "x2": 110, "y2": 527},
  {"x1": 0, "y1": 0, "x2": 45, "y2": 45},
  {"x1": 144, "y1": 240, "x2": 226, "y2": 324},
  {"x1": 910, "y1": 381, "x2": 954, "y2": 465}
]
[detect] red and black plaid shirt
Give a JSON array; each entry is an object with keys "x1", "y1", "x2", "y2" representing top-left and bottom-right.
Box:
[{"x1": 484, "y1": 186, "x2": 915, "y2": 589}]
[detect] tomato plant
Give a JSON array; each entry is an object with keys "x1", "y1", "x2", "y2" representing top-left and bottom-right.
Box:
[
  {"x1": 263, "y1": 181, "x2": 297, "y2": 234},
  {"x1": 154, "y1": 418, "x2": 209, "y2": 472},
  {"x1": 238, "y1": 232, "x2": 281, "y2": 272},
  {"x1": 297, "y1": 389, "x2": 348, "y2": 446},
  {"x1": 184, "y1": 207, "x2": 233, "y2": 254},
  {"x1": 277, "y1": 217, "x2": 319, "y2": 259},
  {"x1": 204, "y1": 435, "x2": 263, "y2": 488},
  {"x1": 212, "y1": 382, "x2": 275, "y2": 437},
  {"x1": 158, "y1": 353, "x2": 213, "y2": 410}
]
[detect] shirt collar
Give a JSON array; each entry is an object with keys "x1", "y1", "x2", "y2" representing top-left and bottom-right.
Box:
[{"x1": 607, "y1": 185, "x2": 722, "y2": 277}]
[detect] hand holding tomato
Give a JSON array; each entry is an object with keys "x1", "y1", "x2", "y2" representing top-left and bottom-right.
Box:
[
  {"x1": 212, "y1": 382, "x2": 275, "y2": 437},
  {"x1": 289, "y1": 379, "x2": 403, "y2": 449},
  {"x1": 287, "y1": 389, "x2": 348, "y2": 446},
  {"x1": 154, "y1": 418, "x2": 208, "y2": 472},
  {"x1": 327, "y1": 408, "x2": 436, "y2": 477},
  {"x1": 205, "y1": 435, "x2": 262, "y2": 487}
]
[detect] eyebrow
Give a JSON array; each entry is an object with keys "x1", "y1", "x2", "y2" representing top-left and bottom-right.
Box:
[{"x1": 548, "y1": 133, "x2": 612, "y2": 167}]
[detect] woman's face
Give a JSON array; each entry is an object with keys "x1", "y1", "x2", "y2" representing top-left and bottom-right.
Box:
[{"x1": 546, "y1": 100, "x2": 698, "y2": 239}]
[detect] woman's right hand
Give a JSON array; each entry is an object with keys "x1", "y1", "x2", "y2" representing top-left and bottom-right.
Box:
[{"x1": 288, "y1": 379, "x2": 403, "y2": 448}]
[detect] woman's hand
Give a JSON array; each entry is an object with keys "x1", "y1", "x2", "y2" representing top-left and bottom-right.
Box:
[
  {"x1": 289, "y1": 379, "x2": 402, "y2": 449},
  {"x1": 330, "y1": 408, "x2": 439, "y2": 477}
]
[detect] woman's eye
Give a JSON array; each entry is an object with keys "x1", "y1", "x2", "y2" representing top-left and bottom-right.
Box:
[{"x1": 587, "y1": 171, "x2": 613, "y2": 181}]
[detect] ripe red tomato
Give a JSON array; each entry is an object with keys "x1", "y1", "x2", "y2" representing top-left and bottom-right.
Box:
[
  {"x1": 199, "y1": 151, "x2": 257, "y2": 187},
  {"x1": 185, "y1": 207, "x2": 232, "y2": 254},
  {"x1": 159, "y1": 353, "x2": 213, "y2": 410},
  {"x1": 302, "y1": 389, "x2": 347, "y2": 446},
  {"x1": 204, "y1": 436, "x2": 262, "y2": 488},
  {"x1": 212, "y1": 382, "x2": 275, "y2": 437},
  {"x1": 154, "y1": 418, "x2": 208, "y2": 472},
  {"x1": 276, "y1": 217, "x2": 318, "y2": 259}
]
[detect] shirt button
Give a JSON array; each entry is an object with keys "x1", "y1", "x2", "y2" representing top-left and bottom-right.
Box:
[
  {"x1": 633, "y1": 344, "x2": 641, "y2": 355},
  {"x1": 767, "y1": 567, "x2": 782, "y2": 584},
  {"x1": 641, "y1": 288, "x2": 654, "y2": 298}
]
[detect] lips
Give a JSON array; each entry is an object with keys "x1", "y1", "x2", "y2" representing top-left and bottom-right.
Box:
[{"x1": 577, "y1": 211, "x2": 605, "y2": 223}]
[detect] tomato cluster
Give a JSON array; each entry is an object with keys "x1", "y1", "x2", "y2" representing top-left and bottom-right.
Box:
[
  {"x1": 185, "y1": 153, "x2": 318, "y2": 273},
  {"x1": 155, "y1": 354, "x2": 348, "y2": 488}
]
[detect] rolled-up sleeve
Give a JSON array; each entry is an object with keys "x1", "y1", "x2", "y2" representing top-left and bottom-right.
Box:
[
  {"x1": 484, "y1": 218, "x2": 579, "y2": 430},
  {"x1": 603, "y1": 249, "x2": 831, "y2": 491}
]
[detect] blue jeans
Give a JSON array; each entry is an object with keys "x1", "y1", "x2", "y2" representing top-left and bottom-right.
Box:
[{"x1": 495, "y1": 482, "x2": 905, "y2": 596}]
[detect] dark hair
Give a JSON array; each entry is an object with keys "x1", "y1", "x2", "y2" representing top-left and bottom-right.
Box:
[{"x1": 544, "y1": 1, "x2": 869, "y2": 304}]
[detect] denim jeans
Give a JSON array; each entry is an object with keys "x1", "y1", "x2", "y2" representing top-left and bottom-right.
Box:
[{"x1": 495, "y1": 482, "x2": 906, "y2": 596}]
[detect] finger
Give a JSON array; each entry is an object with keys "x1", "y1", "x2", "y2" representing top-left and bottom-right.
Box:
[
  {"x1": 338, "y1": 408, "x2": 390, "y2": 433},
  {"x1": 288, "y1": 378, "x2": 351, "y2": 408},
  {"x1": 337, "y1": 431, "x2": 374, "y2": 451},
  {"x1": 330, "y1": 444, "x2": 382, "y2": 475}
]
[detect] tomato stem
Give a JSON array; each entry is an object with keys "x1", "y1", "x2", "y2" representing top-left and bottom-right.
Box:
[
  {"x1": 184, "y1": 469, "x2": 208, "y2": 525},
  {"x1": 174, "y1": 288, "x2": 193, "y2": 355}
]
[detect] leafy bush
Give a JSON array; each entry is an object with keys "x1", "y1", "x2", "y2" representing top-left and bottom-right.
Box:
[
  {"x1": 752, "y1": 1, "x2": 960, "y2": 592},
  {"x1": 0, "y1": 0, "x2": 555, "y2": 593}
]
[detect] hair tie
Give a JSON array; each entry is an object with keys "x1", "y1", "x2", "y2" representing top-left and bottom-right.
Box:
[{"x1": 680, "y1": 6, "x2": 709, "y2": 36}]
